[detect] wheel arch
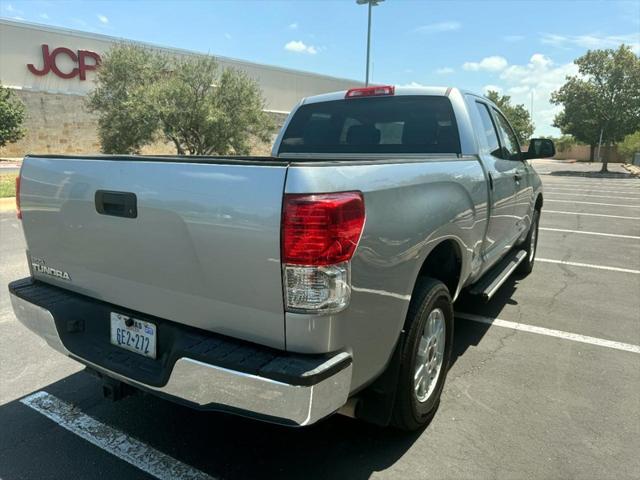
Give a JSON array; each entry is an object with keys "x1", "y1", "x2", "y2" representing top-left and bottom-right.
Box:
[{"x1": 412, "y1": 238, "x2": 464, "y2": 303}]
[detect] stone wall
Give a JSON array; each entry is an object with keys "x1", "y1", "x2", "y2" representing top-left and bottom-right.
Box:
[
  {"x1": 1, "y1": 90, "x2": 102, "y2": 157},
  {"x1": 554, "y1": 143, "x2": 624, "y2": 163},
  {"x1": 0, "y1": 89, "x2": 288, "y2": 158}
]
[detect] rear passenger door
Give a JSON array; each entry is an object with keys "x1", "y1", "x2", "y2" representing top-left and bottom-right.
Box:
[{"x1": 471, "y1": 100, "x2": 520, "y2": 267}]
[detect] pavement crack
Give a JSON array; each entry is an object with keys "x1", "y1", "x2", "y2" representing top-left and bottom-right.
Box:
[{"x1": 549, "y1": 278, "x2": 570, "y2": 310}]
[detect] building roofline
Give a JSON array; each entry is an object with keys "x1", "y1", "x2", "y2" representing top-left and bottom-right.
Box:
[{"x1": 0, "y1": 17, "x2": 363, "y2": 85}]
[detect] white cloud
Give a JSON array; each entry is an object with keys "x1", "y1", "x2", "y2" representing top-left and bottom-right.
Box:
[
  {"x1": 483, "y1": 85, "x2": 503, "y2": 94},
  {"x1": 497, "y1": 53, "x2": 580, "y2": 136},
  {"x1": 499, "y1": 54, "x2": 575, "y2": 88},
  {"x1": 435, "y1": 67, "x2": 454, "y2": 75},
  {"x1": 284, "y1": 40, "x2": 318, "y2": 55},
  {"x1": 39, "y1": 13, "x2": 49, "y2": 19},
  {"x1": 399, "y1": 81, "x2": 429, "y2": 88},
  {"x1": 473, "y1": 53, "x2": 582, "y2": 135},
  {"x1": 3, "y1": 3, "x2": 23, "y2": 14},
  {"x1": 541, "y1": 32, "x2": 640, "y2": 54},
  {"x1": 288, "y1": 22, "x2": 298, "y2": 30},
  {"x1": 413, "y1": 21, "x2": 461, "y2": 34},
  {"x1": 98, "y1": 14, "x2": 109, "y2": 24},
  {"x1": 463, "y1": 56, "x2": 508, "y2": 72},
  {"x1": 507, "y1": 85, "x2": 531, "y2": 95}
]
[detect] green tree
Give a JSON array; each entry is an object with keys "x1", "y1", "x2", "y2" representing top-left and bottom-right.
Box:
[
  {"x1": 551, "y1": 45, "x2": 640, "y2": 172},
  {"x1": 153, "y1": 56, "x2": 274, "y2": 155},
  {"x1": 87, "y1": 44, "x2": 166, "y2": 154},
  {"x1": 554, "y1": 134, "x2": 578, "y2": 153},
  {"x1": 87, "y1": 44, "x2": 275, "y2": 155},
  {"x1": 485, "y1": 90, "x2": 534, "y2": 144},
  {"x1": 0, "y1": 84, "x2": 26, "y2": 148},
  {"x1": 618, "y1": 131, "x2": 640, "y2": 162}
]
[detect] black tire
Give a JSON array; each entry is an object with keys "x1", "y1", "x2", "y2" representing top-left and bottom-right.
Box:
[
  {"x1": 517, "y1": 209, "x2": 540, "y2": 275},
  {"x1": 391, "y1": 278, "x2": 454, "y2": 431}
]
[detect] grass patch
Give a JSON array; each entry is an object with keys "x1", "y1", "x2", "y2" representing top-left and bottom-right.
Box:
[{"x1": 0, "y1": 173, "x2": 17, "y2": 198}]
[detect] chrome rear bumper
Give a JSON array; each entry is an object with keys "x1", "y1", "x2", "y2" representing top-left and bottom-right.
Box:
[{"x1": 10, "y1": 288, "x2": 352, "y2": 426}]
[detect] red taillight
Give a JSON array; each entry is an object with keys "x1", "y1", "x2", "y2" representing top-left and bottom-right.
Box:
[
  {"x1": 345, "y1": 85, "x2": 395, "y2": 98},
  {"x1": 282, "y1": 192, "x2": 365, "y2": 266},
  {"x1": 15, "y1": 175, "x2": 22, "y2": 220}
]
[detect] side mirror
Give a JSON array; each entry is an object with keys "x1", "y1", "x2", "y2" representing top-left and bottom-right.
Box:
[{"x1": 525, "y1": 138, "x2": 555, "y2": 159}]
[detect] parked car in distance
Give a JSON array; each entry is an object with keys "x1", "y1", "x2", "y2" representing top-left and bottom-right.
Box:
[{"x1": 9, "y1": 85, "x2": 555, "y2": 430}]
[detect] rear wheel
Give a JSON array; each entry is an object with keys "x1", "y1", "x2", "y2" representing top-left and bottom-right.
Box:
[
  {"x1": 391, "y1": 278, "x2": 454, "y2": 431},
  {"x1": 517, "y1": 209, "x2": 540, "y2": 275}
]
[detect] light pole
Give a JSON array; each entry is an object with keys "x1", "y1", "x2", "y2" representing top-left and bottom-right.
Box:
[{"x1": 356, "y1": 0, "x2": 384, "y2": 86}]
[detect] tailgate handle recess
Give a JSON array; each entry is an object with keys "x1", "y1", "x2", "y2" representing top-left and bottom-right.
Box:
[{"x1": 95, "y1": 190, "x2": 137, "y2": 218}]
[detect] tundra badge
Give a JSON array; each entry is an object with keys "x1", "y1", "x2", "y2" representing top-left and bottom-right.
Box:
[{"x1": 31, "y1": 258, "x2": 71, "y2": 281}]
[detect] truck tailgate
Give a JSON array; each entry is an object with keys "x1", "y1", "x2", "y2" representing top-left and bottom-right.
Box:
[{"x1": 19, "y1": 156, "x2": 288, "y2": 349}]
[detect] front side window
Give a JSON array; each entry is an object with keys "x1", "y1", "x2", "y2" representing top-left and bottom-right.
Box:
[
  {"x1": 492, "y1": 109, "x2": 521, "y2": 161},
  {"x1": 279, "y1": 96, "x2": 461, "y2": 154}
]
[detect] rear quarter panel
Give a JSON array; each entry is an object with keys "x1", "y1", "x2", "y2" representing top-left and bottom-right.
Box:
[{"x1": 284, "y1": 157, "x2": 488, "y2": 391}]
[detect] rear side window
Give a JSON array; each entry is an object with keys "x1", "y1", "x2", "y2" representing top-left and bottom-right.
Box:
[
  {"x1": 279, "y1": 96, "x2": 461, "y2": 154},
  {"x1": 475, "y1": 101, "x2": 501, "y2": 157}
]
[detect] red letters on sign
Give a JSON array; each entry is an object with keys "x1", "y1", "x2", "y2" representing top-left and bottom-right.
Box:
[
  {"x1": 27, "y1": 44, "x2": 101, "y2": 81},
  {"x1": 78, "y1": 50, "x2": 101, "y2": 80},
  {"x1": 26, "y1": 44, "x2": 52, "y2": 76},
  {"x1": 48, "y1": 47, "x2": 79, "y2": 79}
]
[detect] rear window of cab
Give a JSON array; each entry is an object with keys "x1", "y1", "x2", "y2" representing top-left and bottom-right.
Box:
[{"x1": 279, "y1": 95, "x2": 461, "y2": 154}]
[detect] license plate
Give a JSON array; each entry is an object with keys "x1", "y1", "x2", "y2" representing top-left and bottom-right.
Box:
[{"x1": 110, "y1": 312, "x2": 157, "y2": 359}]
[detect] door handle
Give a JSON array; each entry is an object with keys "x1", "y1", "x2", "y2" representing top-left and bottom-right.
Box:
[
  {"x1": 514, "y1": 172, "x2": 522, "y2": 182},
  {"x1": 95, "y1": 190, "x2": 138, "y2": 218}
]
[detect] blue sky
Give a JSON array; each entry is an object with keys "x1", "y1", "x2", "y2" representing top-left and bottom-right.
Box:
[{"x1": 2, "y1": 0, "x2": 639, "y2": 136}]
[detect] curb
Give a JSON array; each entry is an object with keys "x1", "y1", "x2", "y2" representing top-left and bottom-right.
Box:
[{"x1": 0, "y1": 197, "x2": 16, "y2": 212}]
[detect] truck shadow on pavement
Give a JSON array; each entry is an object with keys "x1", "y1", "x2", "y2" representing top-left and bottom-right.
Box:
[
  {"x1": 1, "y1": 278, "x2": 525, "y2": 480},
  {"x1": 451, "y1": 274, "x2": 522, "y2": 369},
  {"x1": 2, "y1": 371, "x2": 423, "y2": 480}
]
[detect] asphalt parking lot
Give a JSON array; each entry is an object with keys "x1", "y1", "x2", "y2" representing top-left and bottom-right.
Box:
[{"x1": 1, "y1": 159, "x2": 638, "y2": 479}]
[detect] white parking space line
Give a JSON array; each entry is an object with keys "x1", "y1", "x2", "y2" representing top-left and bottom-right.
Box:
[
  {"x1": 544, "y1": 210, "x2": 640, "y2": 220},
  {"x1": 544, "y1": 178, "x2": 640, "y2": 182},
  {"x1": 456, "y1": 313, "x2": 640, "y2": 354},
  {"x1": 546, "y1": 199, "x2": 640, "y2": 208},
  {"x1": 539, "y1": 227, "x2": 640, "y2": 240},
  {"x1": 543, "y1": 192, "x2": 640, "y2": 201},
  {"x1": 537, "y1": 258, "x2": 640, "y2": 274},
  {"x1": 542, "y1": 177, "x2": 639, "y2": 182},
  {"x1": 20, "y1": 391, "x2": 214, "y2": 480},
  {"x1": 543, "y1": 182, "x2": 640, "y2": 193},
  {"x1": 545, "y1": 188, "x2": 640, "y2": 195},
  {"x1": 543, "y1": 178, "x2": 640, "y2": 188}
]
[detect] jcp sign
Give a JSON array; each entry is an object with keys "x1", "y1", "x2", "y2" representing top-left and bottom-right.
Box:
[{"x1": 27, "y1": 44, "x2": 101, "y2": 81}]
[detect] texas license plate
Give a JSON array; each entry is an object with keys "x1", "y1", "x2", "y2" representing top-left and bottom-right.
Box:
[{"x1": 110, "y1": 312, "x2": 157, "y2": 359}]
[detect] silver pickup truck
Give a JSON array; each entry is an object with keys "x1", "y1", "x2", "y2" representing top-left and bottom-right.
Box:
[{"x1": 9, "y1": 86, "x2": 554, "y2": 430}]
